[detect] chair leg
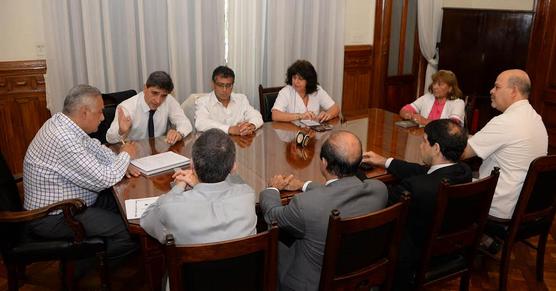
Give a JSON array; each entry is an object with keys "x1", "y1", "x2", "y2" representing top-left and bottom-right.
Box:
[
  {"x1": 536, "y1": 233, "x2": 548, "y2": 282},
  {"x1": 6, "y1": 263, "x2": 19, "y2": 291},
  {"x1": 60, "y1": 260, "x2": 77, "y2": 291},
  {"x1": 498, "y1": 242, "x2": 513, "y2": 291},
  {"x1": 97, "y1": 251, "x2": 110, "y2": 291},
  {"x1": 459, "y1": 271, "x2": 471, "y2": 291}
]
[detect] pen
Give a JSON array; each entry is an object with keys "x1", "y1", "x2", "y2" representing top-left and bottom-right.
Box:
[{"x1": 121, "y1": 137, "x2": 126, "y2": 145}]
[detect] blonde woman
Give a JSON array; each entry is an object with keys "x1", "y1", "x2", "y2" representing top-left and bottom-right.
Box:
[{"x1": 400, "y1": 70, "x2": 465, "y2": 126}]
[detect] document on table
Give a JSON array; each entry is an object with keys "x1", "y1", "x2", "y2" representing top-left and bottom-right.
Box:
[
  {"x1": 124, "y1": 197, "x2": 159, "y2": 220},
  {"x1": 130, "y1": 151, "x2": 190, "y2": 176}
]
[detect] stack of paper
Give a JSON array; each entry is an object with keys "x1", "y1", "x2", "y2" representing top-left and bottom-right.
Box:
[
  {"x1": 125, "y1": 197, "x2": 159, "y2": 219},
  {"x1": 131, "y1": 151, "x2": 190, "y2": 176}
]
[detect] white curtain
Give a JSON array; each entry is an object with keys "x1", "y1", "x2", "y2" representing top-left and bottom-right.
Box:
[
  {"x1": 43, "y1": 0, "x2": 224, "y2": 114},
  {"x1": 227, "y1": 0, "x2": 264, "y2": 109},
  {"x1": 264, "y1": 0, "x2": 345, "y2": 106},
  {"x1": 227, "y1": 0, "x2": 345, "y2": 109},
  {"x1": 417, "y1": 0, "x2": 443, "y2": 90}
]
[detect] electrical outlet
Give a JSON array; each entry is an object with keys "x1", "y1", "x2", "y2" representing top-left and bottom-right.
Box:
[{"x1": 35, "y1": 44, "x2": 45, "y2": 58}]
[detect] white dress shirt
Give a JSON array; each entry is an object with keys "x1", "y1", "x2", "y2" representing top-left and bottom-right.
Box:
[
  {"x1": 272, "y1": 85, "x2": 336, "y2": 114},
  {"x1": 106, "y1": 91, "x2": 192, "y2": 143},
  {"x1": 194, "y1": 91, "x2": 263, "y2": 133},
  {"x1": 468, "y1": 100, "x2": 547, "y2": 219}
]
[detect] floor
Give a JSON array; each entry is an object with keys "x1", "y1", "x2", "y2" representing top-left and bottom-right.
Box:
[{"x1": 1, "y1": 225, "x2": 554, "y2": 291}]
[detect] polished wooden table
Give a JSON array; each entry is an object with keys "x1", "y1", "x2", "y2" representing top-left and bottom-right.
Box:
[{"x1": 110, "y1": 108, "x2": 424, "y2": 290}]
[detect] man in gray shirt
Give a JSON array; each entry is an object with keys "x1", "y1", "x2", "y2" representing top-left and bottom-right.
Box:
[{"x1": 140, "y1": 128, "x2": 257, "y2": 244}]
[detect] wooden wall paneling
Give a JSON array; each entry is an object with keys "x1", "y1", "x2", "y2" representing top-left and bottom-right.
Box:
[
  {"x1": 529, "y1": 0, "x2": 556, "y2": 153},
  {"x1": 439, "y1": 8, "x2": 533, "y2": 131},
  {"x1": 371, "y1": 0, "x2": 393, "y2": 109},
  {"x1": 0, "y1": 60, "x2": 48, "y2": 176},
  {"x1": 342, "y1": 45, "x2": 373, "y2": 116}
]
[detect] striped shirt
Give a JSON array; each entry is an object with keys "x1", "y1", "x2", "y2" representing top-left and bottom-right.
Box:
[{"x1": 23, "y1": 113, "x2": 130, "y2": 211}]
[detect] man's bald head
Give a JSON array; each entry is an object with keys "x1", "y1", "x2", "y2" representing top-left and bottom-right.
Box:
[
  {"x1": 319, "y1": 130, "x2": 362, "y2": 178},
  {"x1": 503, "y1": 69, "x2": 531, "y2": 98}
]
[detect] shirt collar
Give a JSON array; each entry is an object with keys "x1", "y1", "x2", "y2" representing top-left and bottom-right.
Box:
[
  {"x1": 209, "y1": 91, "x2": 236, "y2": 107},
  {"x1": 503, "y1": 99, "x2": 529, "y2": 114},
  {"x1": 427, "y1": 163, "x2": 455, "y2": 174},
  {"x1": 325, "y1": 178, "x2": 339, "y2": 186},
  {"x1": 138, "y1": 91, "x2": 151, "y2": 113},
  {"x1": 57, "y1": 112, "x2": 87, "y2": 138}
]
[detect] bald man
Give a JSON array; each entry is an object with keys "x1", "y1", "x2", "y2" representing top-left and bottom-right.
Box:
[
  {"x1": 260, "y1": 130, "x2": 388, "y2": 291},
  {"x1": 462, "y1": 69, "x2": 547, "y2": 220}
]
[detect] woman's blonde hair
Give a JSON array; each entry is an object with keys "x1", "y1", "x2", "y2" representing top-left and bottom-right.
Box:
[{"x1": 428, "y1": 70, "x2": 463, "y2": 100}]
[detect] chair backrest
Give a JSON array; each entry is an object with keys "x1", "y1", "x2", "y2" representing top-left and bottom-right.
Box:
[
  {"x1": 464, "y1": 95, "x2": 479, "y2": 134},
  {"x1": 509, "y1": 155, "x2": 556, "y2": 239},
  {"x1": 414, "y1": 167, "x2": 500, "y2": 286},
  {"x1": 181, "y1": 93, "x2": 207, "y2": 129},
  {"x1": 0, "y1": 152, "x2": 21, "y2": 212},
  {"x1": 258, "y1": 84, "x2": 283, "y2": 122},
  {"x1": 319, "y1": 198, "x2": 409, "y2": 291},
  {"x1": 164, "y1": 225, "x2": 278, "y2": 291},
  {"x1": 89, "y1": 89, "x2": 137, "y2": 144}
]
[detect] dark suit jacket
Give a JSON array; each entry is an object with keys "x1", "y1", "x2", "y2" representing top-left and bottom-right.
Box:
[
  {"x1": 388, "y1": 160, "x2": 472, "y2": 249},
  {"x1": 387, "y1": 159, "x2": 472, "y2": 291},
  {"x1": 260, "y1": 176, "x2": 388, "y2": 291}
]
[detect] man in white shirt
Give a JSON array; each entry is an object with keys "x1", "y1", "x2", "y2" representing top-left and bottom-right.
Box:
[
  {"x1": 462, "y1": 69, "x2": 548, "y2": 220},
  {"x1": 194, "y1": 66, "x2": 263, "y2": 135},
  {"x1": 106, "y1": 71, "x2": 192, "y2": 144}
]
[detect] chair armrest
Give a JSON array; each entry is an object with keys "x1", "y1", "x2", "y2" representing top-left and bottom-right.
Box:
[
  {"x1": 13, "y1": 173, "x2": 22, "y2": 183},
  {"x1": 0, "y1": 198, "x2": 87, "y2": 242}
]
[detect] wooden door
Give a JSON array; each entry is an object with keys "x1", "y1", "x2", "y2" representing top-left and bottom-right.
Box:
[
  {"x1": 530, "y1": 0, "x2": 556, "y2": 153},
  {"x1": 383, "y1": 0, "x2": 420, "y2": 113}
]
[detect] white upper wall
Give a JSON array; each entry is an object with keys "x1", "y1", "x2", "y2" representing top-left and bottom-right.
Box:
[
  {"x1": 0, "y1": 0, "x2": 45, "y2": 61},
  {"x1": 345, "y1": 0, "x2": 375, "y2": 45},
  {"x1": 0, "y1": 0, "x2": 536, "y2": 61}
]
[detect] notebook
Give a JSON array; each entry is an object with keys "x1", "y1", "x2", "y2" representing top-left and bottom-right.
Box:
[
  {"x1": 124, "y1": 197, "x2": 159, "y2": 219},
  {"x1": 130, "y1": 151, "x2": 190, "y2": 176}
]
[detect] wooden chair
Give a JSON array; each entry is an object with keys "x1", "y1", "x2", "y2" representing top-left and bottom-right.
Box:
[
  {"x1": 319, "y1": 197, "x2": 410, "y2": 291},
  {"x1": 258, "y1": 84, "x2": 283, "y2": 122},
  {"x1": 484, "y1": 155, "x2": 556, "y2": 291},
  {"x1": 413, "y1": 167, "x2": 500, "y2": 290},
  {"x1": 89, "y1": 89, "x2": 137, "y2": 144},
  {"x1": 164, "y1": 224, "x2": 278, "y2": 291},
  {"x1": 0, "y1": 153, "x2": 109, "y2": 291}
]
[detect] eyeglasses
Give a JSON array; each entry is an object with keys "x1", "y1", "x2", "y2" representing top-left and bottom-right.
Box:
[{"x1": 215, "y1": 82, "x2": 234, "y2": 89}]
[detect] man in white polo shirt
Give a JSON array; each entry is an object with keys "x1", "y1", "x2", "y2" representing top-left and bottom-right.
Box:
[{"x1": 462, "y1": 69, "x2": 548, "y2": 220}]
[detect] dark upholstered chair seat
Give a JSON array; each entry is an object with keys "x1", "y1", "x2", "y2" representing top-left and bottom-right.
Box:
[
  {"x1": 424, "y1": 254, "x2": 466, "y2": 282},
  {"x1": 6, "y1": 237, "x2": 105, "y2": 262}
]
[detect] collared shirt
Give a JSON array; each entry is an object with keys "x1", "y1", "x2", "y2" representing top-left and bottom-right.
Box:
[
  {"x1": 385, "y1": 157, "x2": 453, "y2": 174},
  {"x1": 194, "y1": 91, "x2": 263, "y2": 133},
  {"x1": 468, "y1": 99, "x2": 548, "y2": 219},
  {"x1": 272, "y1": 85, "x2": 336, "y2": 114},
  {"x1": 106, "y1": 91, "x2": 192, "y2": 143},
  {"x1": 404, "y1": 92, "x2": 466, "y2": 125},
  {"x1": 140, "y1": 175, "x2": 257, "y2": 244},
  {"x1": 23, "y1": 113, "x2": 130, "y2": 211}
]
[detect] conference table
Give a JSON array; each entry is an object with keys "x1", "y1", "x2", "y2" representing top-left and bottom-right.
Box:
[{"x1": 110, "y1": 108, "x2": 424, "y2": 291}]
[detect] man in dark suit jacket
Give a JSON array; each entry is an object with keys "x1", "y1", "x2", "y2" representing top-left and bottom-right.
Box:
[
  {"x1": 260, "y1": 130, "x2": 388, "y2": 291},
  {"x1": 363, "y1": 119, "x2": 472, "y2": 290}
]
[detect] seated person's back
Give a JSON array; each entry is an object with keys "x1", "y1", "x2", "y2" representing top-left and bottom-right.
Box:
[
  {"x1": 260, "y1": 130, "x2": 388, "y2": 291},
  {"x1": 140, "y1": 129, "x2": 257, "y2": 244}
]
